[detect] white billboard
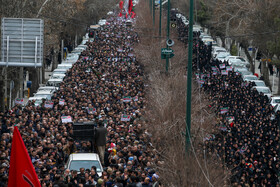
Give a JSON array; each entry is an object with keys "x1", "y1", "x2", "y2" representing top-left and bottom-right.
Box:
[{"x1": 1, "y1": 18, "x2": 44, "y2": 67}]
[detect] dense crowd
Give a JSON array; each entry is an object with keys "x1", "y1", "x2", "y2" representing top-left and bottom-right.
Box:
[
  {"x1": 175, "y1": 11, "x2": 280, "y2": 186},
  {"x1": 0, "y1": 17, "x2": 161, "y2": 187}
]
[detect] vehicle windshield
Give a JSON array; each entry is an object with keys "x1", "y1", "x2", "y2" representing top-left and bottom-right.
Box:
[
  {"x1": 273, "y1": 99, "x2": 280, "y2": 103},
  {"x1": 237, "y1": 57, "x2": 246, "y2": 62},
  {"x1": 53, "y1": 71, "x2": 66, "y2": 74},
  {"x1": 46, "y1": 82, "x2": 61, "y2": 87},
  {"x1": 34, "y1": 100, "x2": 43, "y2": 106},
  {"x1": 51, "y1": 76, "x2": 64, "y2": 80},
  {"x1": 35, "y1": 94, "x2": 51, "y2": 100},
  {"x1": 254, "y1": 82, "x2": 265, "y2": 86},
  {"x1": 244, "y1": 76, "x2": 258, "y2": 80},
  {"x1": 70, "y1": 160, "x2": 102, "y2": 172},
  {"x1": 257, "y1": 88, "x2": 271, "y2": 94}
]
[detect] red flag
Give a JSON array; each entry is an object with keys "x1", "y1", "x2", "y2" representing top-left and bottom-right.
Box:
[
  {"x1": 8, "y1": 126, "x2": 41, "y2": 187},
  {"x1": 128, "y1": 0, "x2": 133, "y2": 14},
  {"x1": 131, "y1": 11, "x2": 136, "y2": 18},
  {"x1": 119, "y1": 0, "x2": 124, "y2": 10}
]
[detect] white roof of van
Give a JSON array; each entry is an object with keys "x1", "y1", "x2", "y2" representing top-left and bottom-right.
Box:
[{"x1": 70, "y1": 153, "x2": 100, "y2": 161}]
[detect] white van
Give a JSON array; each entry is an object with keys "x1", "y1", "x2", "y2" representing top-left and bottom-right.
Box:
[
  {"x1": 57, "y1": 64, "x2": 72, "y2": 70},
  {"x1": 65, "y1": 153, "x2": 103, "y2": 177},
  {"x1": 52, "y1": 69, "x2": 68, "y2": 75},
  {"x1": 46, "y1": 78, "x2": 64, "y2": 87}
]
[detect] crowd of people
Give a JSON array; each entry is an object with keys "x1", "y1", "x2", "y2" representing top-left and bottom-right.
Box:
[
  {"x1": 175, "y1": 11, "x2": 280, "y2": 186},
  {"x1": 0, "y1": 16, "x2": 161, "y2": 187}
]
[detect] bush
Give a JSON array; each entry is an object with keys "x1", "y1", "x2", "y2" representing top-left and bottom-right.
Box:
[{"x1": 230, "y1": 44, "x2": 238, "y2": 56}]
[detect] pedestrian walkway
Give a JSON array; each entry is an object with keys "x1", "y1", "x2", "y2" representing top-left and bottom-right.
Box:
[
  {"x1": 253, "y1": 60, "x2": 279, "y2": 95},
  {"x1": 238, "y1": 48, "x2": 279, "y2": 95}
]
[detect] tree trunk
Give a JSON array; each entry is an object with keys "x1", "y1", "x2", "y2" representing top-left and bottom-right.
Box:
[
  {"x1": 0, "y1": 79, "x2": 5, "y2": 112},
  {"x1": 278, "y1": 74, "x2": 280, "y2": 95},
  {"x1": 263, "y1": 61, "x2": 271, "y2": 89},
  {"x1": 244, "y1": 46, "x2": 254, "y2": 73},
  {"x1": 28, "y1": 68, "x2": 39, "y2": 96}
]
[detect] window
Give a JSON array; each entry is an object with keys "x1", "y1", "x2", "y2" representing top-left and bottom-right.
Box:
[{"x1": 69, "y1": 160, "x2": 102, "y2": 172}]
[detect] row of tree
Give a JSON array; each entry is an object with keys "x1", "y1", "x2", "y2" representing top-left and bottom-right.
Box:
[
  {"x1": 173, "y1": 0, "x2": 280, "y2": 93},
  {"x1": 0, "y1": 0, "x2": 114, "y2": 111}
]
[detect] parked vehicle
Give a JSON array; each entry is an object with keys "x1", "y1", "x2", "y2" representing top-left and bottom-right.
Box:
[
  {"x1": 98, "y1": 19, "x2": 107, "y2": 26},
  {"x1": 37, "y1": 86, "x2": 58, "y2": 93},
  {"x1": 63, "y1": 53, "x2": 79, "y2": 64},
  {"x1": 251, "y1": 80, "x2": 266, "y2": 87},
  {"x1": 57, "y1": 64, "x2": 72, "y2": 70},
  {"x1": 270, "y1": 96, "x2": 280, "y2": 107},
  {"x1": 46, "y1": 78, "x2": 64, "y2": 87},
  {"x1": 28, "y1": 97, "x2": 44, "y2": 106},
  {"x1": 52, "y1": 69, "x2": 68, "y2": 75},
  {"x1": 236, "y1": 69, "x2": 253, "y2": 76},
  {"x1": 33, "y1": 90, "x2": 53, "y2": 100},
  {"x1": 252, "y1": 86, "x2": 272, "y2": 99},
  {"x1": 65, "y1": 153, "x2": 103, "y2": 177},
  {"x1": 212, "y1": 47, "x2": 227, "y2": 58},
  {"x1": 216, "y1": 52, "x2": 231, "y2": 61},
  {"x1": 50, "y1": 74, "x2": 66, "y2": 80},
  {"x1": 226, "y1": 56, "x2": 250, "y2": 68},
  {"x1": 243, "y1": 75, "x2": 258, "y2": 82}
]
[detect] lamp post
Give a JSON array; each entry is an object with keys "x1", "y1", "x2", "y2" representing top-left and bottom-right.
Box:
[
  {"x1": 186, "y1": 0, "x2": 194, "y2": 152},
  {"x1": 166, "y1": 0, "x2": 170, "y2": 72},
  {"x1": 159, "y1": 0, "x2": 162, "y2": 36}
]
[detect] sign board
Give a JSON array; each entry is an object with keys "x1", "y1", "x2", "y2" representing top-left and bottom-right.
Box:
[
  {"x1": 44, "y1": 101, "x2": 54, "y2": 108},
  {"x1": 171, "y1": 23, "x2": 177, "y2": 28},
  {"x1": 121, "y1": 114, "x2": 131, "y2": 122},
  {"x1": 1, "y1": 18, "x2": 44, "y2": 67},
  {"x1": 15, "y1": 98, "x2": 24, "y2": 105},
  {"x1": 161, "y1": 48, "x2": 175, "y2": 59},
  {"x1": 59, "y1": 99, "x2": 65, "y2": 106},
  {"x1": 161, "y1": 48, "x2": 174, "y2": 55},
  {"x1": 61, "y1": 116, "x2": 72, "y2": 123}
]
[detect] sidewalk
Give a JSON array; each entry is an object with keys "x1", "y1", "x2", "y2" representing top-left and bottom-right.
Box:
[{"x1": 253, "y1": 60, "x2": 279, "y2": 95}]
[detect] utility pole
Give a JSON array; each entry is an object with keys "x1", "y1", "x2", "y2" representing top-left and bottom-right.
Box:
[
  {"x1": 159, "y1": 0, "x2": 162, "y2": 36},
  {"x1": 166, "y1": 0, "x2": 170, "y2": 72},
  {"x1": 150, "y1": 0, "x2": 152, "y2": 14},
  {"x1": 19, "y1": 67, "x2": 23, "y2": 98},
  {"x1": 153, "y1": 0, "x2": 155, "y2": 27},
  {"x1": 186, "y1": 0, "x2": 194, "y2": 152}
]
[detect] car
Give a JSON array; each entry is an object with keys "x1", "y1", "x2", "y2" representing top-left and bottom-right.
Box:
[
  {"x1": 270, "y1": 96, "x2": 280, "y2": 107},
  {"x1": 225, "y1": 56, "x2": 247, "y2": 63},
  {"x1": 216, "y1": 52, "x2": 231, "y2": 62},
  {"x1": 201, "y1": 36, "x2": 213, "y2": 43},
  {"x1": 212, "y1": 47, "x2": 227, "y2": 58},
  {"x1": 236, "y1": 69, "x2": 253, "y2": 76},
  {"x1": 71, "y1": 48, "x2": 84, "y2": 55},
  {"x1": 251, "y1": 80, "x2": 266, "y2": 87},
  {"x1": 57, "y1": 64, "x2": 72, "y2": 70},
  {"x1": 230, "y1": 59, "x2": 250, "y2": 68},
  {"x1": 65, "y1": 153, "x2": 103, "y2": 177},
  {"x1": 63, "y1": 53, "x2": 79, "y2": 64},
  {"x1": 81, "y1": 39, "x2": 89, "y2": 45},
  {"x1": 107, "y1": 11, "x2": 113, "y2": 15},
  {"x1": 33, "y1": 90, "x2": 53, "y2": 100},
  {"x1": 227, "y1": 57, "x2": 250, "y2": 68},
  {"x1": 126, "y1": 20, "x2": 133, "y2": 27},
  {"x1": 46, "y1": 78, "x2": 64, "y2": 87},
  {"x1": 98, "y1": 19, "x2": 107, "y2": 26},
  {"x1": 50, "y1": 74, "x2": 66, "y2": 80},
  {"x1": 52, "y1": 69, "x2": 68, "y2": 75},
  {"x1": 176, "y1": 13, "x2": 182, "y2": 19},
  {"x1": 28, "y1": 97, "x2": 44, "y2": 106},
  {"x1": 252, "y1": 86, "x2": 272, "y2": 99},
  {"x1": 37, "y1": 86, "x2": 58, "y2": 93},
  {"x1": 193, "y1": 25, "x2": 203, "y2": 32},
  {"x1": 243, "y1": 75, "x2": 258, "y2": 82}
]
